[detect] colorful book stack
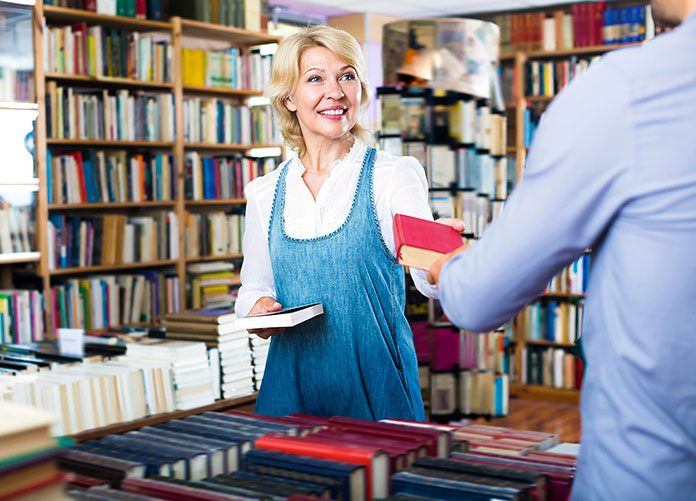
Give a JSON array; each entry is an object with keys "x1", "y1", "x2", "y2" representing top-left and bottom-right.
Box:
[
  {"x1": 187, "y1": 262, "x2": 239, "y2": 309},
  {"x1": 525, "y1": 55, "x2": 599, "y2": 98},
  {"x1": 182, "y1": 47, "x2": 272, "y2": 91},
  {"x1": 45, "y1": 83, "x2": 175, "y2": 141},
  {"x1": 164, "y1": 308, "x2": 255, "y2": 401},
  {"x1": 126, "y1": 339, "x2": 215, "y2": 411},
  {"x1": 0, "y1": 68, "x2": 33, "y2": 102},
  {"x1": 182, "y1": 98, "x2": 278, "y2": 145},
  {"x1": 50, "y1": 272, "x2": 180, "y2": 332},
  {"x1": 44, "y1": 25, "x2": 172, "y2": 83},
  {"x1": 47, "y1": 150, "x2": 177, "y2": 204},
  {"x1": 0, "y1": 289, "x2": 44, "y2": 344},
  {"x1": 0, "y1": 203, "x2": 35, "y2": 254},
  {"x1": 47, "y1": 212, "x2": 179, "y2": 269},
  {"x1": 184, "y1": 152, "x2": 278, "y2": 200},
  {"x1": 43, "y1": 0, "x2": 167, "y2": 21},
  {"x1": 248, "y1": 333, "x2": 269, "y2": 392},
  {"x1": 0, "y1": 402, "x2": 69, "y2": 500},
  {"x1": 185, "y1": 212, "x2": 244, "y2": 258}
]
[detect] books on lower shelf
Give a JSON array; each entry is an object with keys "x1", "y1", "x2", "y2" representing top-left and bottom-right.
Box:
[
  {"x1": 0, "y1": 290, "x2": 44, "y2": 344},
  {"x1": 187, "y1": 262, "x2": 239, "y2": 309},
  {"x1": 182, "y1": 47, "x2": 271, "y2": 91},
  {"x1": 46, "y1": 82, "x2": 175, "y2": 141},
  {"x1": 0, "y1": 68, "x2": 33, "y2": 102},
  {"x1": 47, "y1": 150, "x2": 177, "y2": 205},
  {"x1": 184, "y1": 152, "x2": 278, "y2": 200},
  {"x1": 185, "y1": 212, "x2": 244, "y2": 258},
  {"x1": 520, "y1": 345, "x2": 584, "y2": 390},
  {"x1": 47, "y1": 212, "x2": 179, "y2": 269},
  {"x1": 0, "y1": 203, "x2": 35, "y2": 255},
  {"x1": 44, "y1": 25, "x2": 173, "y2": 83},
  {"x1": 50, "y1": 272, "x2": 180, "y2": 332}
]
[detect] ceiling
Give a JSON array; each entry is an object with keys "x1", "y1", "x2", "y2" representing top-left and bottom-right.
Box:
[{"x1": 269, "y1": 0, "x2": 606, "y2": 20}]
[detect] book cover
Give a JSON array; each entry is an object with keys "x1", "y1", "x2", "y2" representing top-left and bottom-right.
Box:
[
  {"x1": 234, "y1": 303, "x2": 324, "y2": 331},
  {"x1": 393, "y1": 214, "x2": 464, "y2": 270}
]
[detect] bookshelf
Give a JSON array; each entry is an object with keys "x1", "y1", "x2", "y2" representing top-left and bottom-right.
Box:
[{"x1": 1, "y1": 1, "x2": 283, "y2": 339}]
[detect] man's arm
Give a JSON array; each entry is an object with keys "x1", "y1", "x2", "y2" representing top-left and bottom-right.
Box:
[{"x1": 438, "y1": 58, "x2": 634, "y2": 332}]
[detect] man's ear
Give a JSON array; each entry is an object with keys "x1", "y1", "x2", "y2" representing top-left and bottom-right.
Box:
[{"x1": 285, "y1": 95, "x2": 297, "y2": 112}]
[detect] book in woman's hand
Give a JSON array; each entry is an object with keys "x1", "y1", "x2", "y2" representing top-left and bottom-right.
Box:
[
  {"x1": 393, "y1": 214, "x2": 464, "y2": 270},
  {"x1": 235, "y1": 303, "x2": 324, "y2": 330}
]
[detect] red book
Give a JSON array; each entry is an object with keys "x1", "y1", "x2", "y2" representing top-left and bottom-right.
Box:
[
  {"x1": 83, "y1": 0, "x2": 97, "y2": 11},
  {"x1": 594, "y1": 2, "x2": 606, "y2": 45},
  {"x1": 393, "y1": 214, "x2": 464, "y2": 271},
  {"x1": 135, "y1": 0, "x2": 147, "y2": 19},
  {"x1": 255, "y1": 433, "x2": 389, "y2": 500}
]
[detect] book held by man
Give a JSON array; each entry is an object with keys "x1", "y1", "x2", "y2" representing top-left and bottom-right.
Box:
[
  {"x1": 235, "y1": 303, "x2": 324, "y2": 330},
  {"x1": 393, "y1": 214, "x2": 464, "y2": 270}
]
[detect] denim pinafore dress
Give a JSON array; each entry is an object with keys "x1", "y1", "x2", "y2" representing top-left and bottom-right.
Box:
[{"x1": 254, "y1": 147, "x2": 425, "y2": 421}]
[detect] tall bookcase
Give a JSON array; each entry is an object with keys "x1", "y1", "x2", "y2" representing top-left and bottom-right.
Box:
[
  {"x1": 26, "y1": 1, "x2": 282, "y2": 337},
  {"x1": 492, "y1": 0, "x2": 653, "y2": 403}
]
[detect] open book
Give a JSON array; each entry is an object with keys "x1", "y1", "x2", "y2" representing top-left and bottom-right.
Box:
[{"x1": 235, "y1": 303, "x2": 324, "y2": 330}]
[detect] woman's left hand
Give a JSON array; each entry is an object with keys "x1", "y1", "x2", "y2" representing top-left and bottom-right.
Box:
[
  {"x1": 427, "y1": 217, "x2": 468, "y2": 285},
  {"x1": 435, "y1": 217, "x2": 465, "y2": 233}
]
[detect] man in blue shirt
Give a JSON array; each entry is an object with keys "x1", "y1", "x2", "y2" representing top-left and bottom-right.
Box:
[{"x1": 430, "y1": 1, "x2": 696, "y2": 499}]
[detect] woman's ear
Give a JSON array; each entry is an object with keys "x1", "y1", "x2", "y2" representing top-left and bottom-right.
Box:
[{"x1": 285, "y1": 95, "x2": 297, "y2": 112}]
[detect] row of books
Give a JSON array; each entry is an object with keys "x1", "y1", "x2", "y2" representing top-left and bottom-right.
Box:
[
  {"x1": 0, "y1": 67, "x2": 33, "y2": 102},
  {"x1": 518, "y1": 300, "x2": 584, "y2": 345},
  {"x1": 182, "y1": 48, "x2": 272, "y2": 91},
  {"x1": 185, "y1": 212, "x2": 244, "y2": 258},
  {"x1": 520, "y1": 345, "x2": 584, "y2": 390},
  {"x1": 525, "y1": 56, "x2": 598, "y2": 98},
  {"x1": 44, "y1": 0, "x2": 166, "y2": 21},
  {"x1": 493, "y1": 3, "x2": 654, "y2": 55},
  {"x1": 47, "y1": 212, "x2": 179, "y2": 269},
  {"x1": 183, "y1": 98, "x2": 278, "y2": 145},
  {"x1": 523, "y1": 105, "x2": 542, "y2": 148},
  {"x1": 0, "y1": 204, "x2": 34, "y2": 255},
  {"x1": 47, "y1": 150, "x2": 176, "y2": 204},
  {"x1": 378, "y1": 87, "x2": 506, "y2": 153},
  {"x1": 546, "y1": 255, "x2": 590, "y2": 295},
  {"x1": 44, "y1": 24, "x2": 172, "y2": 83},
  {"x1": 46, "y1": 83, "x2": 175, "y2": 141},
  {"x1": 0, "y1": 290, "x2": 44, "y2": 344},
  {"x1": 428, "y1": 191, "x2": 504, "y2": 239},
  {"x1": 430, "y1": 369, "x2": 509, "y2": 418},
  {"x1": 171, "y1": 0, "x2": 263, "y2": 31},
  {"x1": 50, "y1": 272, "x2": 180, "y2": 331},
  {"x1": 187, "y1": 261, "x2": 239, "y2": 309},
  {"x1": 185, "y1": 152, "x2": 278, "y2": 200}
]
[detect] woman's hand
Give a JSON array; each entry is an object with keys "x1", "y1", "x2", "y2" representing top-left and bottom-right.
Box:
[
  {"x1": 427, "y1": 217, "x2": 468, "y2": 285},
  {"x1": 247, "y1": 296, "x2": 285, "y2": 340},
  {"x1": 435, "y1": 217, "x2": 466, "y2": 233}
]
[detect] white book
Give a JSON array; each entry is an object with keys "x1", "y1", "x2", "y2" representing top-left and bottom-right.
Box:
[{"x1": 234, "y1": 303, "x2": 323, "y2": 331}]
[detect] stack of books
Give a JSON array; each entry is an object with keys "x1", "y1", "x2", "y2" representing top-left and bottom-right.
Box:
[
  {"x1": 0, "y1": 402, "x2": 69, "y2": 499},
  {"x1": 125, "y1": 339, "x2": 215, "y2": 411},
  {"x1": 164, "y1": 308, "x2": 255, "y2": 400},
  {"x1": 187, "y1": 262, "x2": 239, "y2": 309},
  {"x1": 249, "y1": 333, "x2": 269, "y2": 391}
]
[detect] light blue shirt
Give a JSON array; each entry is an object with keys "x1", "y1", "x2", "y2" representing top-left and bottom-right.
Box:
[{"x1": 439, "y1": 15, "x2": 696, "y2": 500}]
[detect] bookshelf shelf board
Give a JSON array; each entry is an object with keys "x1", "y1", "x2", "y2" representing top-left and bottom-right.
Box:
[
  {"x1": 69, "y1": 393, "x2": 258, "y2": 442},
  {"x1": 184, "y1": 142, "x2": 278, "y2": 151},
  {"x1": 509, "y1": 383, "x2": 579, "y2": 403},
  {"x1": 185, "y1": 253, "x2": 243, "y2": 263},
  {"x1": 506, "y1": 146, "x2": 517, "y2": 153},
  {"x1": 526, "y1": 95, "x2": 553, "y2": 103},
  {"x1": 49, "y1": 260, "x2": 178, "y2": 276},
  {"x1": 49, "y1": 201, "x2": 177, "y2": 210},
  {"x1": 540, "y1": 292, "x2": 586, "y2": 300},
  {"x1": 524, "y1": 339, "x2": 577, "y2": 348},
  {"x1": 185, "y1": 198, "x2": 246, "y2": 206},
  {"x1": 45, "y1": 73, "x2": 174, "y2": 90},
  {"x1": 179, "y1": 18, "x2": 281, "y2": 45},
  {"x1": 500, "y1": 54, "x2": 515, "y2": 62},
  {"x1": 526, "y1": 42, "x2": 641, "y2": 59},
  {"x1": 47, "y1": 139, "x2": 175, "y2": 148},
  {"x1": 183, "y1": 85, "x2": 264, "y2": 97},
  {"x1": 43, "y1": 5, "x2": 172, "y2": 31},
  {"x1": 0, "y1": 252, "x2": 41, "y2": 265},
  {"x1": 0, "y1": 101, "x2": 38, "y2": 111}
]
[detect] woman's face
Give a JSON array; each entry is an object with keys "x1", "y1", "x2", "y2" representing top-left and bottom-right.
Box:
[{"x1": 286, "y1": 46, "x2": 362, "y2": 145}]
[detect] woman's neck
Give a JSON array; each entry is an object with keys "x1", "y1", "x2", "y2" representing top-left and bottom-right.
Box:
[{"x1": 300, "y1": 135, "x2": 355, "y2": 174}]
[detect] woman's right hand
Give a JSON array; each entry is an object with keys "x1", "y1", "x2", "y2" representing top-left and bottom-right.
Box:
[{"x1": 247, "y1": 296, "x2": 285, "y2": 339}]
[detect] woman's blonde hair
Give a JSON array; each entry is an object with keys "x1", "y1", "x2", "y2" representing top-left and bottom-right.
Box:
[{"x1": 266, "y1": 25, "x2": 372, "y2": 155}]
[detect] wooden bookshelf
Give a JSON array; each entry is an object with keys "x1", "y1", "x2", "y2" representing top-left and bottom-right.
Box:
[
  {"x1": 0, "y1": 252, "x2": 41, "y2": 265},
  {"x1": 540, "y1": 292, "x2": 586, "y2": 300},
  {"x1": 509, "y1": 383, "x2": 579, "y2": 404},
  {"x1": 69, "y1": 393, "x2": 257, "y2": 442},
  {"x1": 179, "y1": 18, "x2": 281, "y2": 45},
  {"x1": 46, "y1": 139, "x2": 175, "y2": 148},
  {"x1": 44, "y1": 72, "x2": 174, "y2": 90},
  {"x1": 49, "y1": 259, "x2": 178, "y2": 276},
  {"x1": 184, "y1": 142, "x2": 279, "y2": 151},
  {"x1": 183, "y1": 85, "x2": 264, "y2": 97},
  {"x1": 48, "y1": 201, "x2": 176, "y2": 210},
  {"x1": 523, "y1": 339, "x2": 577, "y2": 348},
  {"x1": 526, "y1": 42, "x2": 642, "y2": 59},
  {"x1": 185, "y1": 253, "x2": 243, "y2": 263},
  {"x1": 525, "y1": 95, "x2": 553, "y2": 103},
  {"x1": 43, "y1": 5, "x2": 172, "y2": 31},
  {"x1": 185, "y1": 198, "x2": 246, "y2": 206}
]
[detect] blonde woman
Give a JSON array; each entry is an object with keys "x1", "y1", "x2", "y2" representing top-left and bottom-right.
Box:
[{"x1": 235, "y1": 25, "x2": 463, "y2": 420}]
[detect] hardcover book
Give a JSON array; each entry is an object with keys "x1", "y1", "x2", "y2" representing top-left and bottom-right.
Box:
[{"x1": 393, "y1": 214, "x2": 464, "y2": 270}]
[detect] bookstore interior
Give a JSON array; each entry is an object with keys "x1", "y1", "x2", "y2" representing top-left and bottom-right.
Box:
[{"x1": 0, "y1": 0, "x2": 688, "y2": 499}]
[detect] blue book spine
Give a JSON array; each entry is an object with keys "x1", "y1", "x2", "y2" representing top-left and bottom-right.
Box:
[
  {"x1": 156, "y1": 154, "x2": 163, "y2": 201},
  {"x1": 46, "y1": 149, "x2": 53, "y2": 203}
]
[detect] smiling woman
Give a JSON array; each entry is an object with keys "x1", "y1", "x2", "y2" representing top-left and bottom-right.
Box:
[{"x1": 234, "y1": 25, "x2": 464, "y2": 421}]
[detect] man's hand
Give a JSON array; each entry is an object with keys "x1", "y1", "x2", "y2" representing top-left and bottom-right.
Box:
[
  {"x1": 247, "y1": 296, "x2": 285, "y2": 340},
  {"x1": 427, "y1": 217, "x2": 468, "y2": 285}
]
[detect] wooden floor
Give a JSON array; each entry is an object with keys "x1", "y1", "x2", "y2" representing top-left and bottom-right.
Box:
[{"x1": 475, "y1": 398, "x2": 582, "y2": 443}]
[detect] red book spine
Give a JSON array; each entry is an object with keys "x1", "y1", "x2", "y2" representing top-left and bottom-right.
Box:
[
  {"x1": 83, "y1": 0, "x2": 97, "y2": 12},
  {"x1": 595, "y1": 2, "x2": 606, "y2": 45},
  {"x1": 135, "y1": 0, "x2": 146, "y2": 19},
  {"x1": 74, "y1": 152, "x2": 87, "y2": 203}
]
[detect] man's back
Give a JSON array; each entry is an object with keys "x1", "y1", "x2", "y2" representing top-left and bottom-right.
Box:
[{"x1": 438, "y1": 14, "x2": 696, "y2": 500}]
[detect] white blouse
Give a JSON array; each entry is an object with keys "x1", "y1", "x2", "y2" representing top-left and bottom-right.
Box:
[{"x1": 234, "y1": 139, "x2": 439, "y2": 317}]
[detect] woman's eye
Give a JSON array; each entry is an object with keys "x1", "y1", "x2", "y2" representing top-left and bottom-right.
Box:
[
  {"x1": 308, "y1": 75, "x2": 321, "y2": 83},
  {"x1": 340, "y1": 73, "x2": 356, "y2": 81}
]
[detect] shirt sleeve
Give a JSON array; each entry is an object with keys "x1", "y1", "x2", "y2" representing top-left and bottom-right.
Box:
[
  {"x1": 439, "y1": 59, "x2": 634, "y2": 332},
  {"x1": 234, "y1": 180, "x2": 277, "y2": 318},
  {"x1": 388, "y1": 155, "x2": 439, "y2": 299}
]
